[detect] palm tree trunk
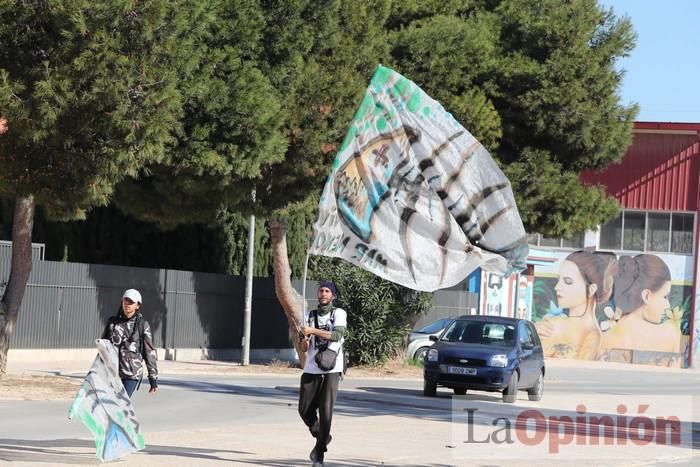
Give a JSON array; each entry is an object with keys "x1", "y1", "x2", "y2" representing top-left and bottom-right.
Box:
[
  {"x1": 0, "y1": 195, "x2": 36, "y2": 375},
  {"x1": 269, "y1": 217, "x2": 307, "y2": 366}
]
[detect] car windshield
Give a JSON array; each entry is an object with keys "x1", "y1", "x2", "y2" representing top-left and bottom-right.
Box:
[
  {"x1": 440, "y1": 320, "x2": 515, "y2": 346},
  {"x1": 415, "y1": 318, "x2": 452, "y2": 334}
]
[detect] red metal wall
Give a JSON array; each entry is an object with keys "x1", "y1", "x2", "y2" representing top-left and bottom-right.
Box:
[{"x1": 581, "y1": 125, "x2": 700, "y2": 212}]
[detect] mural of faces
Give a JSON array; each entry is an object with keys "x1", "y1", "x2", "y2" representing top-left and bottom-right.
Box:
[
  {"x1": 554, "y1": 260, "x2": 589, "y2": 311},
  {"x1": 534, "y1": 251, "x2": 688, "y2": 362},
  {"x1": 613, "y1": 254, "x2": 672, "y2": 322},
  {"x1": 641, "y1": 280, "x2": 671, "y2": 324}
]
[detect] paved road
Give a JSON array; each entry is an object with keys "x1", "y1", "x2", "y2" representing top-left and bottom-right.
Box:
[{"x1": 1, "y1": 364, "x2": 698, "y2": 466}]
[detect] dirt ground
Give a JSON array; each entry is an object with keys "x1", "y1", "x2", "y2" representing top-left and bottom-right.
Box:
[
  {"x1": 0, "y1": 360, "x2": 422, "y2": 401},
  {"x1": 0, "y1": 375, "x2": 82, "y2": 401}
]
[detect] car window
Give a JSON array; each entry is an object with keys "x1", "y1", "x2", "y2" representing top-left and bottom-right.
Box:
[
  {"x1": 441, "y1": 321, "x2": 467, "y2": 342},
  {"x1": 519, "y1": 322, "x2": 535, "y2": 347},
  {"x1": 416, "y1": 318, "x2": 451, "y2": 334},
  {"x1": 440, "y1": 321, "x2": 515, "y2": 346},
  {"x1": 526, "y1": 322, "x2": 541, "y2": 346}
]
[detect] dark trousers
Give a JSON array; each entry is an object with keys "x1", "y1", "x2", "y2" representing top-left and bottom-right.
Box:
[
  {"x1": 121, "y1": 378, "x2": 141, "y2": 398},
  {"x1": 298, "y1": 372, "x2": 340, "y2": 454}
]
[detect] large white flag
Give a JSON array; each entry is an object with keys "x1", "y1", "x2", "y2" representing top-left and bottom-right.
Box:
[
  {"x1": 310, "y1": 66, "x2": 528, "y2": 292},
  {"x1": 69, "y1": 339, "x2": 145, "y2": 461}
]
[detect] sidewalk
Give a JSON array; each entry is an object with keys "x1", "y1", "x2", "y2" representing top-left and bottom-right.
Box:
[{"x1": 6, "y1": 354, "x2": 696, "y2": 379}]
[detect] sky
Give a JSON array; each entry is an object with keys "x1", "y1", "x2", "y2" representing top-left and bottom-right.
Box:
[{"x1": 602, "y1": 0, "x2": 700, "y2": 123}]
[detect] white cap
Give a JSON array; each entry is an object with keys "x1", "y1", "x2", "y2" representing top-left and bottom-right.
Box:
[{"x1": 122, "y1": 289, "x2": 142, "y2": 304}]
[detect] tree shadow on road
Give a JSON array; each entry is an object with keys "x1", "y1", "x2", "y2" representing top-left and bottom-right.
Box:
[
  {"x1": 228, "y1": 459, "x2": 453, "y2": 467},
  {"x1": 0, "y1": 437, "x2": 456, "y2": 467},
  {"x1": 0, "y1": 438, "x2": 97, "y2": 465},
  {"x1": 356, "y1": 385, "x2": 504, "y2": 402},
  {"x1": 0, "y1": 438, "x2": 252, "y2": 464}
]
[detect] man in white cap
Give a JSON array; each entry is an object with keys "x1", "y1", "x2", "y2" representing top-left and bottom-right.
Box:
[{"x1": 102, "y1": 289, "x2": 158, "y2": 397}]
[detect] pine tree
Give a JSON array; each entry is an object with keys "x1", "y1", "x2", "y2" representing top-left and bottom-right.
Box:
[
  {"x1": 386, "y1": 0, "x2": 637, "y2": 237},
  {"x1": 0, "y1": 0, "x2": 207, "y2": 373}
]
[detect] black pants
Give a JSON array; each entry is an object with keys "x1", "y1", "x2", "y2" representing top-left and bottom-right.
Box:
[{"x1": 298, "y1": 372, "x2": 341, "y2": 454}]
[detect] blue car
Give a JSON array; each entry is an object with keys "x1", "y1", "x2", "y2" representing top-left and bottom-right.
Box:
[{"x1": 423, "y1": 315, "x2": 545, "y2": 403}]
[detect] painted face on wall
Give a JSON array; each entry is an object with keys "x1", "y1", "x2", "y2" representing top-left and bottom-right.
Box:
[
  {"x1": 641, "y1": 280, "x2": 671, "y2": 323},
  {"x1": 554, "y1": 260, "x2": 588, "y2": 310}
]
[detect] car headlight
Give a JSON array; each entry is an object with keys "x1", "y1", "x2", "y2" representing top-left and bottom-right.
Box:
[
  {"x1": 488, "y1": 354, "x2": 508, "y2": 367},
  {"x1": 427, "y1": 349, "x2": 439, "y2": 362}
]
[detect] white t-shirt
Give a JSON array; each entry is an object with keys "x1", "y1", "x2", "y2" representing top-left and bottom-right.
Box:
[{"x1": 303, "y1": 307, "x2": 347, "y2": 374}]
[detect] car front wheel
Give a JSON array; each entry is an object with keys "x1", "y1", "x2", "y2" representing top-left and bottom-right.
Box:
[
  {"x1": 527, "y1": 371, "x2": 544, "y2": 401},
  {"x1": 502, "y1": 371, "x2": 518, "y2": 403},
  {"x1": 423, "y1": 379, "x2": 437, "y2": 397}
]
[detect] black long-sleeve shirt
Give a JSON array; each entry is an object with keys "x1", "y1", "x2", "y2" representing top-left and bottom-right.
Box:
[{"x1": 102, "y1": 311, "x2": 158, "y2": 381}]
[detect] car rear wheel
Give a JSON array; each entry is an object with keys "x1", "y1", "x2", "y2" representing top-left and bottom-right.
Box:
[
  {"x1": 453, "y1": 388, "x2": 467, "y2": 396},
  {"x1": 423, "y1": 379, "x2": 437, "y2": 397},
  {"x1": 527, "y1": 371, "x2": 544, "y2": 401},
  {"x1": 414, "y1": 347, "x2": 430, "y2": 361},
  {"x1": 502, "y1": 371, "x2": 518, "y2": 403}
]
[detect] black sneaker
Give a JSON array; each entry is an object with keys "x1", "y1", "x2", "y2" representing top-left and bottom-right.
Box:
[{"x1": 309, "y1": 446, "x2": 324, "y2": 463}]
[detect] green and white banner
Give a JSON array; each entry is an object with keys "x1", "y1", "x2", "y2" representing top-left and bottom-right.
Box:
[{"x1": 310, "y1": 66, "x2": 528, "y2": 291}]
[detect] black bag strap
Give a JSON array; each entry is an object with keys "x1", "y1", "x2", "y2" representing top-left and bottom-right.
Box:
[{"x1": 311, "y1": 307, "x2": 335, "y2": 327}]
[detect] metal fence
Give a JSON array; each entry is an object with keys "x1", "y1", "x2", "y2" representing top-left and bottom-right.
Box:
[
  {"x1": 1, "y1": 255, "x2": 478, "y2": 350},
  {"x1": 0, "y1": 240, "x2": 45, "y2": 261}
]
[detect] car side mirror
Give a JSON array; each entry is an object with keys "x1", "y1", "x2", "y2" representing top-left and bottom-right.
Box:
[
  {"x1": 521, "y1": 342, "x2": 534, "y2": 350},
  {"x1": 429, "y1": 335, "x2": 439, "y2": 342}
]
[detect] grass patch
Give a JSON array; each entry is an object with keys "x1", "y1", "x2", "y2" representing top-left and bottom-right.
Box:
[{"x1": 406, "y1": 357, "x2": 425, "y2": 368}]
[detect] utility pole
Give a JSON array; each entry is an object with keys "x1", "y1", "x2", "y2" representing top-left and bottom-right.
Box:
[{"x1": 242, "y1": 189, "x2": 256, "y2": 366}]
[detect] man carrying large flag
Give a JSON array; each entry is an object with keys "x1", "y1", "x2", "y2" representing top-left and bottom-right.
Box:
[{"x1": 310, "y1": 65, "x2": 528, "y2": 292}]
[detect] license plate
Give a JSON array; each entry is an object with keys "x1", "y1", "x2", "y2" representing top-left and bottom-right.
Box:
[{"x1": 448, "y1": 366, "x2": 476, "y2": 375}]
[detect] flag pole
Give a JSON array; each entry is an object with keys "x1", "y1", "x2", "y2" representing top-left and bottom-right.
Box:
[{"x1": 301, "y1": 250, "x2": 310, "y2": 315}]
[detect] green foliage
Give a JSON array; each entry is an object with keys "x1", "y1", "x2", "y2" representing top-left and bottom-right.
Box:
[
  {"x1": 387, "y1": 0, "x2": 637, "y2": 236},
  {"x1": 255, "y1": 0, "x2": 391, "y2": 215},
  {"x1": 213, "y1": 209, "x2": 270, "y2": 276},
  {"x1": 310, "y1": 256, "x2": 431, "y2": 366},
  {"x1": 26, "y1": 203, "x2": 232, "y2": 272},
  {"x1": 276, "y1": 199, "x2": 320, "y2": 278},
  {"x1": 112, "y1": 0, "x2": 392, "y2": 231},
  {"x1": 114, "y1": 0, "x2": 287, "y2": 226},
  {"x1": 0, "y1": 1, "x2": 199, "y2": 220},
  {"x1": 0, "y1": 192, "x2": 315, "y2": 278},
  {"x1": 407, "y1": 356, "x2": 425, "y2": 368},
  {"x1": 503, "y1": 148, "x2": 619, "y2": 238},
  {"x1": 2, "y1": 0, "x2": 640, "y2": 282}
]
